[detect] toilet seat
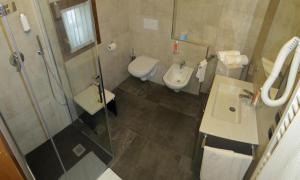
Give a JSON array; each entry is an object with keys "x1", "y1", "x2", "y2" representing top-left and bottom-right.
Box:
[{"x1": 128, "y1": 56, "x2": 159, "y2": 77}]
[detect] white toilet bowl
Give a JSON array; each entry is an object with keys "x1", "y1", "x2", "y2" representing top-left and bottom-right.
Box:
[
  {"x1": 163, "y1": 64, "x2": 193, "y2": 92},
  {"x1": 128, "y1": 56, "x2": 159, "y2": 81}
]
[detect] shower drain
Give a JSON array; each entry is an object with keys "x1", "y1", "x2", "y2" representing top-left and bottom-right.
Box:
[{"x1": 72, "y1": 144, "x2": 86, "y2": 157}]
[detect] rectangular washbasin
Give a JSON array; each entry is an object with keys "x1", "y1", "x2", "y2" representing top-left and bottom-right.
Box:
[
  {"x1": 200, "y1": 75, "x2": 259, "y2": 145},
  {"x1": 213, "y1": 83, "x2": 241, "y2": 124}
]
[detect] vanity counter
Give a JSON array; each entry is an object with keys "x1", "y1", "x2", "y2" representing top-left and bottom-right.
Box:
[{"x1": 200, "y1": 75, "x2": 259, "y2": 145}]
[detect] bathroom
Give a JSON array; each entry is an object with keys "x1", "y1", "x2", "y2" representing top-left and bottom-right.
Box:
[{"x1": 0, "y1": 0, "x2": 300, "y2": 179}]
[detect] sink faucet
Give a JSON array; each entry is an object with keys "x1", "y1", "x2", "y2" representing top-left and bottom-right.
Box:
[
  {"x1": 239, "y1": 89, "x2": 254, "y2": 100},
  {"x1": 180, "y1": 60, "x2": 186, "y2": 69}
]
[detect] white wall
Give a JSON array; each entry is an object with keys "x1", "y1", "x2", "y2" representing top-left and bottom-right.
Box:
[
  {"x1": 64, "y1": 0, "x2": 132, "y2": 95},
  {"x1": 127, "y1": 0, "x2": 265, "y2": 94}
]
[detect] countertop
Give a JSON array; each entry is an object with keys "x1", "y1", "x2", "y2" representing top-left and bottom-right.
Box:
[{"x1": 200, "y1": 75, "x2": 259, "y2": 145}]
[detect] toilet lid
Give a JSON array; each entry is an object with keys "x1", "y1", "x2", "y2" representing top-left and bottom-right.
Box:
[{"x1": 128, "y1": 56, "x2": 159, "y2": 76}]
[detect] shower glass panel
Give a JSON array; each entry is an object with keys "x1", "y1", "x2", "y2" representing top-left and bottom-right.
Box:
[
  {"x1": 33, "y1": 0, "x2": 114, "y2": 178},
  {"x1": 0, "y1": 0, "x2": 113, "y2": 179},
  {"x1": 34, "y1": 0, "x2": 113, "y2": 154},
  {"x1": 0, "y1": 4, "x2": 66, "y2": 179}
]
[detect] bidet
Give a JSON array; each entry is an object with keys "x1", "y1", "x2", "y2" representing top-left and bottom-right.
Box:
[{"x1": 163, "y1": 64, "x2": 193, "y2": 92}]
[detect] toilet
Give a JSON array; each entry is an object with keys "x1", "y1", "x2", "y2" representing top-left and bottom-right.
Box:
[{"x1": 128, "y1": 56, "x2": 159, "y2": 81}]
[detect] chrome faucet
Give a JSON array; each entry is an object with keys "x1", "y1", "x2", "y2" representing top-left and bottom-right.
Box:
[
  {"x1": 239, "y1": 89, "x2": 254, "y2": 100},
  {"x1": 180, "y1": 60, "x2": 186, "y2": 69}
]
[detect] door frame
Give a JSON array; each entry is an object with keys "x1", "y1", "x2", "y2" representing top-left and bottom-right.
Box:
[
  {"x1": 0, "y1": 131, "x2": 26, "y2": 180},
  {"x1": 0, "y1": 113, "x2": 35, "y2": 180}
]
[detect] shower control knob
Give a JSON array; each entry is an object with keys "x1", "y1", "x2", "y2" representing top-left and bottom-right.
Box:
[{"x1": 9, "y1": 51, "x2": 24, "y2": 72}]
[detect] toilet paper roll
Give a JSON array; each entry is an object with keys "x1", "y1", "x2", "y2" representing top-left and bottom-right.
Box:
[
  {"x1": 225, "y1": 55, "x2": 249, "y2": 65},
  {"x1": 107, "y1": 42, "x2": 117, "y2": 51},
  {"x1": 217, "y1": 51, "x2": 240, "y2": 62}
]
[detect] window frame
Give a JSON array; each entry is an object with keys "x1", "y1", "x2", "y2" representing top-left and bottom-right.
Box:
[{"x1": 50, "y1": 0, "x2": 101, "y2": 61}]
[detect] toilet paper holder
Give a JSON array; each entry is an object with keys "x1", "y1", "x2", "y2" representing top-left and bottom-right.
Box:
[{"x1": 107, "y1": 41, "x2": 117, "y2": 51}]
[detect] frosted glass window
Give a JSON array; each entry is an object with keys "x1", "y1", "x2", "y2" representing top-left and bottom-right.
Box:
[{"x1": 61, "y1": 1, "x2": 95, "y2": 53}]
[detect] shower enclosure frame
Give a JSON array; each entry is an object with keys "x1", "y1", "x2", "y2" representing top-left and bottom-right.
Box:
[
  {"x1": 31, "y1": 0, "x2": 114, "y2": 155},
  {"x1": 0, "y1": 0, "x2": 114, "y2": 178},
  {"x1": 0, "y1": 2, "x2": 67, "y2": 173}
]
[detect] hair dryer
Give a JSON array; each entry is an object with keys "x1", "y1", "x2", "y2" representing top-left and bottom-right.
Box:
[{"x1": 261, "y1": 37, "x2": 300, "y2": 107}]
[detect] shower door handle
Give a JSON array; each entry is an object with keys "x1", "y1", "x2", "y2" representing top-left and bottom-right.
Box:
[{"x1": 36, "y1": 35, "x2": 44, "y2": 55}]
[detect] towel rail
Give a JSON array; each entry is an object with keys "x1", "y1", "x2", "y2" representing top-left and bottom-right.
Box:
[
  {"x1": 201, "y1": 134, "x2": 256, "y2": 158},
  {"x1": 201, "y1": 134, "x2": 208, "y2": 148},
  {"x1": 251, "y1": 80, "x2": 300, "y2": 179}
]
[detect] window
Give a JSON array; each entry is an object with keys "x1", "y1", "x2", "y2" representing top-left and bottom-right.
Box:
[
  {"x1": 50, "y1": 0, "x2": 101, "y2": 61},
  {"x1": 61, "y1": 2, "x2": 95, "y2": 53}
]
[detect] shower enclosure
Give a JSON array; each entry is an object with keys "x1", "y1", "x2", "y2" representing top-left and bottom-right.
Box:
[{"x1": 0, "y1": 0, "x2": 113, "y2": 179}]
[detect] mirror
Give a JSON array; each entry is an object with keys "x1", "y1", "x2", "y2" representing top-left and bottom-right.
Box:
[{"x1": 172, "y1": 0, "x2": 259, "y2": 48}]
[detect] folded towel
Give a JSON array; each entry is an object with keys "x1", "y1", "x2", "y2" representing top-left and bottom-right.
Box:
[
  {"x1": 201, "y1": 146, "x2": 234, "y2": 180},
  {"x1": 200, "y1": 146, "x2": 252, "y2": 180},
  {"x1": 230, "y1": 151, "x2": 253, "y2": 180},
  {"x1": 225, "y1": 55, "x2": 249, "y2": 66},
  {"x1": 217, "y1": 51, "x2": 241, "y2": 62}
]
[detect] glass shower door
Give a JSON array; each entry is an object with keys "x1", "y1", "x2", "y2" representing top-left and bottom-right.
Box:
[
  {"x1": 0, "y1": 3, "x2": 67, "y2": 179},
  {"x1": 33, "y1": 0, "x2": 114, "y2": 157},
  {"x1": 0, "y1": 0, "x2": 113, "y2": 179}
]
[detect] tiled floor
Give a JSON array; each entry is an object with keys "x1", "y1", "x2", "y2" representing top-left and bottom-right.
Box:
[
  {"x1": 26, "y1": 122, "x2": 112, "y2": 180},
  {"x1": 26, "y1": 77, "x2": 208, "y2": 180},
  {"x1": 109, "y1": 77, "x2": 208, "y2": 180}
]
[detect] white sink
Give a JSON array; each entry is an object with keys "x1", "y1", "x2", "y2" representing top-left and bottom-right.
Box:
[
  {"x1": 212, "y1": 83, "x2": 241, "y2": 124},
  {"x1": 200, "y1": 75, "x2": 259, "y2": 145}
]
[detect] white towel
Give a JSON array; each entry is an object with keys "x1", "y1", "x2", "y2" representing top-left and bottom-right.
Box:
[
  {"x1": 200, "y1": 146, "x2": 252, "y2": 180},
  {"x1": 230, "y1": 152, "x2": 253, "y2": 180},
  {"x1": 224, "y1": 55, "x2": 249, "y2": 66},
  {"x1": 217, "y1": 51, "x2": 241, "y2": 62},
  {"x1": 196, "y1": 60, "x2": 208, "y2": 83},
  {"x1": 200, "y1": 146, "x2": 234, "y2": 180}
]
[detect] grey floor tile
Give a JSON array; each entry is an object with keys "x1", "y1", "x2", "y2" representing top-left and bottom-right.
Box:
[
  {"x1": 118, "y1": 78, "x2": 155, "y2": 98},
  {"x1": 26, "y1": 122, "x2": 112, "y2": 180},
  {"x1": 146, "y1": 86, "x2": 205, "y2": 119},
  {"x1": 112, "y1": 91, "x2": 157, "y2": 136},
  {"x1": 109, "y1": 77, "x2": 208, "y2": 180},
  {"x1": 148, "y1": 106, "x2": 198, "y2": 157},
  {"x1": 110, "y1": 124, "x2": 138, "y2": 160},
  {"x1": 111, "y1": 135, "x2": 147, "y2": 180}
]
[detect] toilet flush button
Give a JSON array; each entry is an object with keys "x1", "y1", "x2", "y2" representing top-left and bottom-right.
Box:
[{"x1": 144, "y1": 18, "x2": 159, "y2": 31}]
